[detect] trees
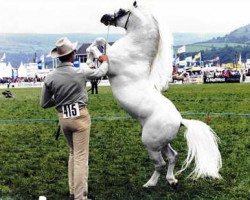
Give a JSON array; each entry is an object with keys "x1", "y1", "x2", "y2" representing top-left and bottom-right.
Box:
[{"x1": 197, "y1": 45, "x2": 250, "y2": 63}]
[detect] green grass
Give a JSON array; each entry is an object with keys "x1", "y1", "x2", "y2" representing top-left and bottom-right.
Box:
[
  {"x1": 0, "y1": 84, "x2": 249, "y2": 200},
  {"x1": 178, "y1": 43, "x2": 249, "y2": 53}
]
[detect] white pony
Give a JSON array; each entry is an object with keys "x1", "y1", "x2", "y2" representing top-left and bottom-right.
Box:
[{"x1": 87, "y1": 1, "x2": 222, "y2": 188}]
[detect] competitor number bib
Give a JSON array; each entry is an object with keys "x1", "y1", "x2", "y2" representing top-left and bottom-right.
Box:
[{"x1": 62, "y1": 103, "x2": 80, "y2": 118}]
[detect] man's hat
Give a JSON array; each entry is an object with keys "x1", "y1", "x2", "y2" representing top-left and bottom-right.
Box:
[{"x1": 49, "y1": 37, "x2": 78, "y2": 58}]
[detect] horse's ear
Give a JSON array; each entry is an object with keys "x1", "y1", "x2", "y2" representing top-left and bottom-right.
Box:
[{"x1": 133, "y1": 1, "x2": 138, "y2": 8}]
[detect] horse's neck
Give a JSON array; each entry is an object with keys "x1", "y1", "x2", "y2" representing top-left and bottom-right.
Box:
[
  {"x1": 108, "y1": 22, "x2": 159, "y2": 84},
  {"x1": 126, "y1": 24, "x2": 159, "y2": 64}
]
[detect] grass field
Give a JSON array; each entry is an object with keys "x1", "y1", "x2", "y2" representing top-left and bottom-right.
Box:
[
  {"x1": 177, "y1": 43, "x2": 249, "y2": 53},
  {"x1": 0, "y1": 83, "x2": 249, "y2": 200}
]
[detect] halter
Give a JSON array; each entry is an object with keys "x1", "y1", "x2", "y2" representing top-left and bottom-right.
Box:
[
  {"x1": 124, "y1": 12, "x2": 131, "y2": 30},
  {"x1": 104, "y1": 25, "x2": 110, "y2": 55},
  {"x1": 113, "y1": 9, "x2": 131, "y2": 30}
]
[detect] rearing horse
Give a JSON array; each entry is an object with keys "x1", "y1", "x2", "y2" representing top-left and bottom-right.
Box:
[{"x1": 88, "y1": 2, "x2": 222, "y2": 188}]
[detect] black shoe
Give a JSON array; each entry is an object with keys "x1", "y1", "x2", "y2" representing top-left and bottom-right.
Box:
[
  {"x1": 69, "y1": 194, "x2": 74, "y2": 200},
  {"x1": 69, "y1": 193, "x2": 95, "y2": 200},
  {"x1": 87, "y1": 193, "x2": 95, "y2": 200}
]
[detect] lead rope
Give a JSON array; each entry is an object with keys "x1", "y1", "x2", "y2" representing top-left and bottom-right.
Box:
[
  {"x1": 100, "y1": 25, "x2": 110, "y2": 88},
  {"x1": 104, "y1": 25, "x2": 110, "y2": 55},
  {"x1": 88, "y1": 25, "x2": 110, "y2": 94}
]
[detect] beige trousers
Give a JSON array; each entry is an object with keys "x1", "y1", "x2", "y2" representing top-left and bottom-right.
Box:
[{"x1": 58, "y1": 108, "x2": 91, "y2": 200}]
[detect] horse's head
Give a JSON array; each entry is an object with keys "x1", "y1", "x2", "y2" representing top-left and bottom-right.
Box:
[
  {"x1": 101, "y1": 2, "x2": 173, "y2": 92},
  {"x1": 100, "y1": 1, "x2": 143, "y2": 30}
]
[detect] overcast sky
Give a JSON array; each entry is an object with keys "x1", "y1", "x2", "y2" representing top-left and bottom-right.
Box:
[{"x1": 0, "y1": 0, "x2": 250, "y2": 34}]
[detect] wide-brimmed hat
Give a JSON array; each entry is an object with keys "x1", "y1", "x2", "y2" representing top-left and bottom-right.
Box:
[{"x1": 49, "y1": 37, "x2": 78, "y2": 58}]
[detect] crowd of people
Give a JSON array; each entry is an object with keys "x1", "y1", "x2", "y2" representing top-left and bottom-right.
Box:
[
  {"x1": 204, "y1": 69, "x2": 241, "y2": 78},
  {"x1": 0, "y1": 76, "x2": 45, "y2": 85},
  {"x1": 172, "y1": 65, "x2": 244, "y2": 83}
]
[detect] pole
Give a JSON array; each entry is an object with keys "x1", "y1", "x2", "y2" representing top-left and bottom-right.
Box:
[
  {"x1": 200, "y1": 52, "x2": 202, "y2": 66},
  {"x1": 104, "y1": 25, "x2": 110, "y2": 55}
]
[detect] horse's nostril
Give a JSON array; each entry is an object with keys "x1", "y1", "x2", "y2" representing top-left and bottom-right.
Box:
[{"x1": 100, "y1": 14, "x2": 113, "y2": 26}]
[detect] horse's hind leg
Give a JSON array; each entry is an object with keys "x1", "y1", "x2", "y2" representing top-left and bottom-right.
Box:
[
  {"x1": 143, "y1": 149, "x2": 166, "y2": 188},
  {"x1": 162, "y1": 144, "x2": 178, "y2": 185}
]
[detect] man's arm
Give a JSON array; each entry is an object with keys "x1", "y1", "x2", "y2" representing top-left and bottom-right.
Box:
[
  {"x1": 40, "y1": 83, "x2": 56, "y2": 108},
  {"x1": 82, "y1": 55, "x2": 109, "y2": 79}
]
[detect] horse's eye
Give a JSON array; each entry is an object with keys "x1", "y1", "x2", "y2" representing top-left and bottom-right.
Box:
[{"x1": 118, "y1": 9, "x2": 126, "y2": 15}]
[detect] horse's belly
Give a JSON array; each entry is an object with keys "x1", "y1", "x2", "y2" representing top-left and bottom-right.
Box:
[
  {"x1": 110, "y1": 80, "x2": 182, "y2": 124},
  {"x1": 110, "y1": 82, "x2": 154, "y2": 118},
  {"x1": 114, "y1": 91, "x2": 151, "y2": 117}
]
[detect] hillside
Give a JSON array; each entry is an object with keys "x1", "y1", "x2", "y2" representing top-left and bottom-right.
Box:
[
  {"x1": 173, "y1": 32, "x2": 224, "y2": 46},
  {"x1": 180, "y1": 42, "x2": 248, "y2": 53},
  {"x1": 0, "y1": 32, "x2": 222, "y2": 67},
  {"x1": 204, "y1": 24, "x2": 250, "y2": 44},
  {"x1": 174, "y1": 25, "x2": 250, "y2": 64},
  {"x1": 0, "y1": 33, "x2": 122, "y2": 67},
  {"x1": 1, "y1": 27, "x2": 248, "y2": 67},
  {"x1": 0, "y1": 33, "x2": 123, "y2": 54},
  {"x1": 175, "y1": 24, "x2": 250, "y2": 55}
]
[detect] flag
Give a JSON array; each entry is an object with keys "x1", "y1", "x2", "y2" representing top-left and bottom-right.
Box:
[
  {"x1": 194, "y1": 52, "x2": 201, "y2": 60},
  {"x1": 226, "y1": 63, "x2": 234, "y2": 69},
  {"x1": 174, "y1": 57, "x2": 180, "y2": 65},
  {"x1": 37, "y1": 61, "x2": 43, "y2": 69},
  {"x1": 73, "y1": 56, "x2": 80, "y2": 67},
  {"x1": 185, "y1": 56, "x2": 193, "y2": 62},
  {"x1": 40, "y1": 54, "x2": 45, "y2": 63},
  {"x1": 37, "y1": 54, "x2": 45, "y2": 69},
  {"x1": 0, "y1": 53, "x2": 6, "y2": 62},
  {"x1": 238, "y1": 54, "x2": 242, "y2": 64},
  {"x1": 213, "y1": 56, "x2": 220, "y2": 62},
  {"x1": 177, "y1": 46, "x2": 186, "y2": 54}
]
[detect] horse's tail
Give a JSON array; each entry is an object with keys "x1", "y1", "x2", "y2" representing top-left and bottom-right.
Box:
[{"x1": 177, "y1": 118, "x2": 222, "y2": 179}]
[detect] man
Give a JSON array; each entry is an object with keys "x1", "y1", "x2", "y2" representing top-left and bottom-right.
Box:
[
  {"x1": 40, "y1": 37, "x2": 108, "y2": 200},
  {"x1": 90, "y1": 79, "x2": 98, "y2": 94}
]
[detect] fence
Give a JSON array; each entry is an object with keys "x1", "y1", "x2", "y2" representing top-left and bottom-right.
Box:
[{"x1": 0, "y1": 112, "x2": 249, "y2": 124}]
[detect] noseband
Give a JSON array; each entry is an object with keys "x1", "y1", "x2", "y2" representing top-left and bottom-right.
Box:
[{"x1": 113, "y1": 10, "x2": 131, "y2": 30}]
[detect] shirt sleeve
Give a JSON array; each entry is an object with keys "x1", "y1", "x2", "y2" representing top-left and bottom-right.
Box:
[
  {"x1": 82, "y1": 61, "x2": 108, "y2": 80},
  {"x1": 40, "y1": 82, "x2": 56, "y2": 108}
]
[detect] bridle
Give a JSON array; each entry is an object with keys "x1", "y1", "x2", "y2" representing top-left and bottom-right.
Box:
[
  {"x1": 124, "y1": 12, "x2": 131, "y2": 30},
  {"x1": 113, "y1": 9, "x2": 131, "y2": 30}
]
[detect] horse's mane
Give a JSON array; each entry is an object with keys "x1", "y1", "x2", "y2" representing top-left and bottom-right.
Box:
[{"x1": 148, "y1": 11, "x2": 173, "y2": 92}]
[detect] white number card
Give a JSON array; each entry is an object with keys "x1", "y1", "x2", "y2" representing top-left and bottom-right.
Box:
[{"x1": 62, "y1": 103, "x2": 80, "y2": 118}]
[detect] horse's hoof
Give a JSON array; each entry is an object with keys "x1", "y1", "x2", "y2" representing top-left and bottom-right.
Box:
[
  {"x1": 143, "y1": 183, "x2": 151, "y2": 188},
  {"x1": 170, "y1": 181, "x2": 180, "y2": 190},
  {"x1": 166, "y1": 177, "x2": 178, "y2": 185},
  {"x1": 143, "y1": 182, "x2": 156, "y2": 188}
]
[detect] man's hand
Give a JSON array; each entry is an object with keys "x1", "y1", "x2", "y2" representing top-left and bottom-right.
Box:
[{"x1": 98, "y1": 55, "x2": 108, "y2": 63}]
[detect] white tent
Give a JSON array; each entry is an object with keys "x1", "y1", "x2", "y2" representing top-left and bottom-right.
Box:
[
  {"x1": 0, "y1": 62, "x2": 12, "y2": 78},
  {"x1": 25, "y1": 62, "x2": 39, "y2": 78},
  {"x1": 18, "y1": 62, "x2": 28, "y2": 77},
  {"x1": 5, "y1": 62, "x2": 13, "y2": 77},
  {"x1": 0, "y1": 62, "x2": 7, "y2": 78}
]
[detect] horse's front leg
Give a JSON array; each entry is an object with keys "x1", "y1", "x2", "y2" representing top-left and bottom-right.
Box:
[{"x1": 143, "y1": 149, "x2": 166, "y2": 188}]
